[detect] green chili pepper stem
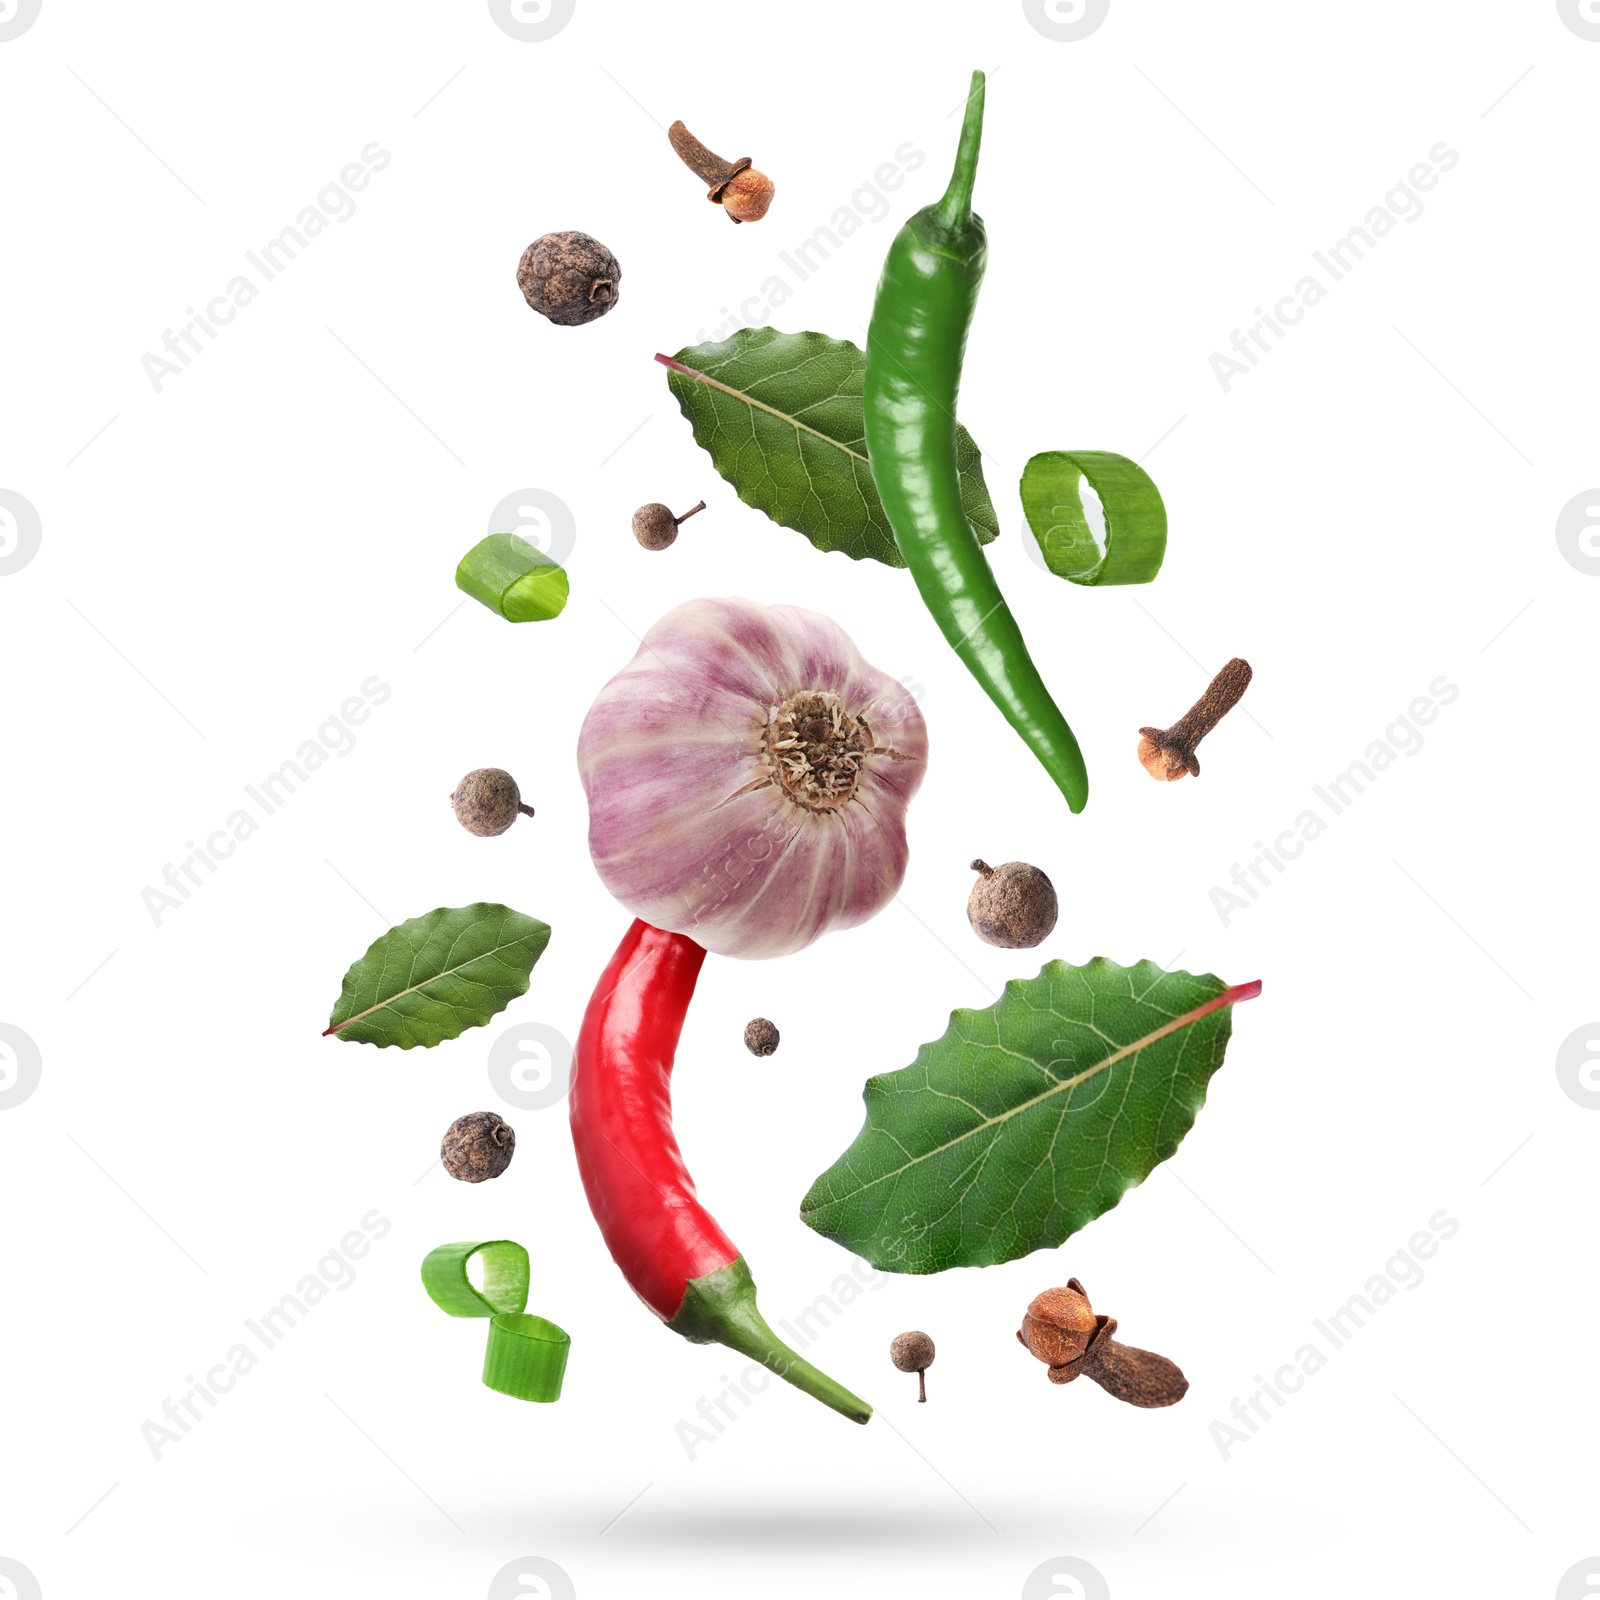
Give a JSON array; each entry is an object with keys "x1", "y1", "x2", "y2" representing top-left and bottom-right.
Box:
[
  {"x1": 864, "y1": 69, "x2": 1090, "y2": 812},
  {"x1": 936, "y1": 71, "x2": 986, "y2": 231},
  {"x1": 668, "y1": 1256, "x2": 872, "y2": 1424}
]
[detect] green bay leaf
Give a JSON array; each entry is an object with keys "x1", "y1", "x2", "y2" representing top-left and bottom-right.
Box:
[
  {"x1": 660, "y1": 327, "x2": 999, "y2": 567},
  {"x1": 799, "y1": 959, "x2": 1260, "y2": 1272},
  {"x1": 325, "y1": 903, "x2": 550, "y2": 1050}
]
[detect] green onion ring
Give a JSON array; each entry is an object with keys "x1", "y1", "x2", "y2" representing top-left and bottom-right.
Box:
[
  {"x1": 421, "y1": 1240, "x2": 570, "y2": 1402},
  {"x1": 1020, "y1": 450, "x2": 1167, "y2": 586},
  {"x1": 483, "y1": 1313, "x2": 571, "y2": 1403},
  {"x1": 420, "y1": 1239, "x2": 530, "y2": 1318},
  {"x1": 456, "y1": 533, "x2": 570, "y2": 622}
]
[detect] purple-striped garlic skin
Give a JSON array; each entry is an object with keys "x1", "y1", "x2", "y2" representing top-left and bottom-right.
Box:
[{"x1": 578, "y1": 597, "x2": 928, "y2": 960}]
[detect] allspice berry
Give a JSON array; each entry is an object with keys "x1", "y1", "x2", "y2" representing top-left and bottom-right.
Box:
[
  {"x1": 967, "y1": 859, "x2": 1058, "y2": 949},
  {"x1": 516, "y1": 231, "x2": 620, "y2": 326},
  {"x1": 889, "y1": 1330, "x2": 935, "y2": 1402},
  {"x1": 632, "y1": 499, "x2": 705, "y2": 551},
  {"x1": 440, "y1": 1111, "x2": 516, "y2": 1182},
  {"x1": 743, "y1": 1017, "x2": 780, "y2": 1057},
  {"x1": 451, "y1": 768, "x2": 533, "y2": 837}
]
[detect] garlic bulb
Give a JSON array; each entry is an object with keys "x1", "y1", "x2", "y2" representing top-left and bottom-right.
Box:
[{"x1": 579, "y1": 597, "x2": 928, "y2": 960}]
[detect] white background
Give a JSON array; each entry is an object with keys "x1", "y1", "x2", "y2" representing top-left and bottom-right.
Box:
[{"x1": 3, "y1": 2, "x2": 1597, "y2": 1596}]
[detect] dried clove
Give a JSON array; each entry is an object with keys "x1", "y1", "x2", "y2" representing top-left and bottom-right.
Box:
[
  {"x1": 1016, "y1": 1278, "x2": 1187, "y2": 1407},
  {"x1": 1138, "y1": 657, "x2": 1253, "y2": 781},
  {"x1": 668, "y1": 120, "x2": 775, "y2": 223}
]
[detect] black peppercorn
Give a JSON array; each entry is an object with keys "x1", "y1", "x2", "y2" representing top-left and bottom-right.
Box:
[
  {"x1": 440, "y1": 1111, "x2": 516, "y2": 1182},
  {"x1": 516, "y1": 231, "x2": 621, "y2": 326}
]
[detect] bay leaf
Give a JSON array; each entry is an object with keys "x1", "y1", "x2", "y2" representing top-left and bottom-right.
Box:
[
  {"x1": 325, "y1": 903, "x2": 550, "y2": 1050},
  {"x1": 659, "y1": 327, "x2": 999, "y2": 567},
  {"x1": 799, "y1": 959, "x2": 1260, "y2": 1272}
]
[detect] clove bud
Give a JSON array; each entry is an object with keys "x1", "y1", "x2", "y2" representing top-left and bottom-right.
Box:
[
  {"x1": 1016, "y1": 1278, "x2": 1188, "y2": 1407},
  {"x1": 668, "y1": 120, "x2": 775, "y2": 223},
  {"x1": 1138, "y1": 657, "x2": 1252, "y2": 781}
]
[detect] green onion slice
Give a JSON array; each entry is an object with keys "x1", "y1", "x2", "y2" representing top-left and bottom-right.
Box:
[
  {"x1": 420, "y1": 1239, "x2": 529, "y2": 1318},
  {"x1": 421, "y1": 1241, "x2": 569, "y2": 1402},
  {"x1": 1020, "y1": 450, "x2": 1167, "y2": 586},
  {"x1": 483, "y1": 1313, "x2": 571, "y2": 1403},
  {"x1": 456, "y1": 533, "x2": 570, "y2": 622}
]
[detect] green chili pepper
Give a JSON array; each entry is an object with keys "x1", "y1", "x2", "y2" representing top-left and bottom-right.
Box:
[{"x1": 863, "y1": 70, "x2": 1089, "y2": 813}]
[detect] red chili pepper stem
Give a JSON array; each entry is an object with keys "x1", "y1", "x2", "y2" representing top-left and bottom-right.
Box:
[
  {"x1": 570, "y1": 919, "x2": 872, "y2": 1425},
  {"x1": 669, "y1": 1257, "x2": 872, "y2": 1424}
]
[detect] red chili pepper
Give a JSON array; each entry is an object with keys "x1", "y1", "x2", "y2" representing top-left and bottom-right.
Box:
[{"x1": 570, "y1": 919, "x2": 872, "y2": 1423}]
